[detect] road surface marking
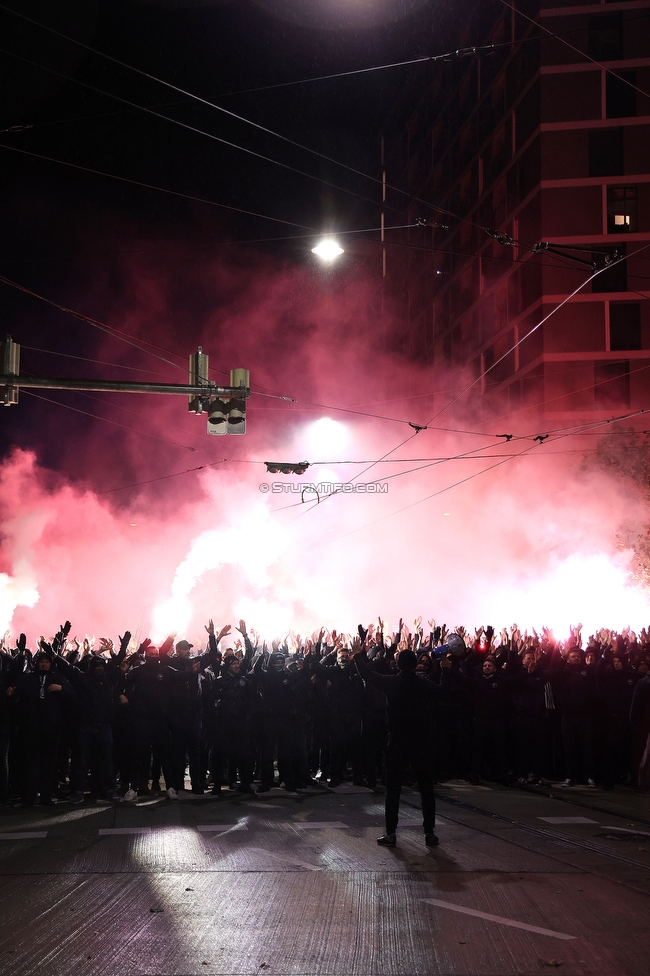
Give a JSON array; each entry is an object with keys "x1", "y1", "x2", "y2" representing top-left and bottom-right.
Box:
[
  {"x1": 538, "y1": 817, "x2": 597, "y2": 824},
  {"x1": 0, "y1": 832, "x2": 48, "y2": 840},
  {"x1": 421, "y1": 898, "x2": 576, "y2": 939}
]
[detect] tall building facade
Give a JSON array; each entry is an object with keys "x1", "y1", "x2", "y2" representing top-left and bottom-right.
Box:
[{"x1": 384, "y1": 0, "x2": 650, "y2": 423}]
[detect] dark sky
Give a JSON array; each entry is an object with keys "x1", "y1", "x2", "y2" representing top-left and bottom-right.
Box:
[{"x1": 0, "y1": 0, "x2": 457, "y2": 475}]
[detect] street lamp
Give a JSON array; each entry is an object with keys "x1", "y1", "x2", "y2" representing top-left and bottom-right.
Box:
[{"x1": 311, "y1": 237, "x2": 344, "y2": 262}]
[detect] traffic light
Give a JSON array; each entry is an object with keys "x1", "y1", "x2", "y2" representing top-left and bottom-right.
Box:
[
  {"x1": 207, "y1": 368, "x2": 249, "y2": 435},
  {"x1": 265, "y1": 461, "x2": 310, "y2": 475}
]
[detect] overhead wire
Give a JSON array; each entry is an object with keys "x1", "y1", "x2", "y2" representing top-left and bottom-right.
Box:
[
  {"x1": 284, "y1": 245, "x2": 650, "y2": 518},
  {"x1": 426, "y1": 244, "x2": 650, "y2": 425},
  {"x1": 98, "y1": 459, "x2": 226, "y2": 495},
  {"x1": 21, "y1": 389, "x2": 196, "y2": 451},
  {"x1": 321, "y1": 406, "x2": 650, "y2": 542},
  {"x1": 0, "y1": 5, "x2": 493, "y2": 232},
  {"x1": 22, "y1": 344, "x2": 168, "y2": 376},
  {"x1": 0, "y1": 46, "x2": 405, "y2": 219},
  {"x1": 220, "y1": 11, "x2": 650, "y2": 97},
  {"x1": 0, "y1": 143, "x2": 315, "y2": 233},
  {"x1": 500, "y1": 0, "x2": 650, "y2": 104},
  {"x1": 0, "y1": 5, "x2": 518, "y2": 237},
  {"x1": 0, "y1": 272, "x2": 188, "y2": 373}
]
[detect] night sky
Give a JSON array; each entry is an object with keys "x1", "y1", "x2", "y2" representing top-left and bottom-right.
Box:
[{"x1": 0, "y1": 0, "x2": 457, "y2": 480}]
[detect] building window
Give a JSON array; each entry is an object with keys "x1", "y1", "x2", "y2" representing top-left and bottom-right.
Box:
[
  {"x1": 607, "y1": 187, "x2": 637, "y2": 233},
  {"x1": 606, "y1": 71, "x2": 636, "y2": 119},
  {"x1": 595, "y1": 360, "x2": 630, "y2": 407},
  {"x1": 610, "y1": 303, "x2": 641, "y2": 350},
  {"x1": 588, "y1": 128, "x2": 623, "y2": 177},
  {"x1": 588, "y1": 14, "x2": 623, "y2": 61}
]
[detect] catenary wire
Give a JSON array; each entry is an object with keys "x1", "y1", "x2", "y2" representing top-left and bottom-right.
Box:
[
  {"x1": 0, "y1": 47, "x2": 406, "y2": 219},
  {"x1": 500, "y1": 0, "x2": 650, "y2": 104},
  {"x1": 21, "y1": 389, "x2": 196, "y2": 452},
  {"x1": 318, "y1": 407, "x2": 650, "y2": 541},
  {"x1": 22, "y1": 344, "x2": 168, "y2": 376},
  {"x1": 0, "y1": 272, "x2": 188, "y2": 373},
  {"x1": 0, "y1": 5, "x2": 504, "y2": 233},
  {"x1": 0, "y1": 143, "x2": 314, "y2": 233},
  {"x1": 284, "y1": 246, "x2": 650, "y2": 517}
]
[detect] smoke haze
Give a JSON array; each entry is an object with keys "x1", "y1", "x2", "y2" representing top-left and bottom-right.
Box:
[{"x1": 3, "y1": 239, "x2": 650, "y2": 645}]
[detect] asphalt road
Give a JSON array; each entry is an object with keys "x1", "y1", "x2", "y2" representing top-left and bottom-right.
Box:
[{"x1": 0, "y1": 781, "x2": 648, "y2": 976}]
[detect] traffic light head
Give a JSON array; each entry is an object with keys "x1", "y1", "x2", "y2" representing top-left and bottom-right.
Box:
[{"x1": 265, "y1": 461, "x2": 309, "y2": 475}]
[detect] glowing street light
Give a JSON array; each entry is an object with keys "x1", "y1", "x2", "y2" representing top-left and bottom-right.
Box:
[{"x1": 311, "y1": 237, "x2": 344, "y2": 262}]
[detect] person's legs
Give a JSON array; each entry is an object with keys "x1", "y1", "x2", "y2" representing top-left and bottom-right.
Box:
[
  {"x1": 412, "y1": 748, "x2": 436, "y2": 834},
  {"x1": 384, "y1": 740, "x2": 405, "y2": 835}
]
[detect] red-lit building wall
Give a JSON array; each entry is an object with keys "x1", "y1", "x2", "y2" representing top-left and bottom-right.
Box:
[{"x1": 383, "y1": 0, "x2": 650, "y2": 423}]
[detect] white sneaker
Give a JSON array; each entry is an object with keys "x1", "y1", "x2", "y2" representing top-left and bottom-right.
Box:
[
  {"x1": 586, "y1": 778, "x2": 596, "y2": 788},
  {"x1": 561, "y1": 778, "x2": 572, "y2": 787},
  {"x1": 166, "y1": 787, "x2": 178, "y2": 800},
  {"x1": 123, "y1": 789, "x2": 137, "y2": 802}
]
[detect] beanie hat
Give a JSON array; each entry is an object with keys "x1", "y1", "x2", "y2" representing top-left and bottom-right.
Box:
[{"x1": 397, "y1": 649, "x2": 417, "y2": 672}]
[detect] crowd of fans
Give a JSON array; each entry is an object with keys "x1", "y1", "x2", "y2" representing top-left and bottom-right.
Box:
[{"x1": 1, "y1": 617, "x2": 649, "y2": 807}]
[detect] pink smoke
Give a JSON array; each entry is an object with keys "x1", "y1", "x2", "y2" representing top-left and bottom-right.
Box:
[{"x1": 3, "y1": 243, "x2": 650, "y2": 645}]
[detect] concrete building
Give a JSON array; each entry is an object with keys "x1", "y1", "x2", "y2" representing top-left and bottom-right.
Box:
[{"x1": 383, "y1": 0, "x2": 650, "y2": 425}]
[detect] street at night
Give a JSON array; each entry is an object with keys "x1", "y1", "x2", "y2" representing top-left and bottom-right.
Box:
[
  {"x1": 2, "y1": 2, "x2": 650, "y2": 973},
  {"x1": 0, "y1": 782, "x2": 649, "y2": 975}
]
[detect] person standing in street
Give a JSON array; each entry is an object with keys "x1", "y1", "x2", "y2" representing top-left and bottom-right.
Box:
[{"x1": 351, "y1": 633, "x2": 440, "y2": 848}]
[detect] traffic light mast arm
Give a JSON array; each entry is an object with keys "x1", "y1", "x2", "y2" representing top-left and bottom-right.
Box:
[{"x1": 0, "y1": 375, "x2": 249, "y2": 397}]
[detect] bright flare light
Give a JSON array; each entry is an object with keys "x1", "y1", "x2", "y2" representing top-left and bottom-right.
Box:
[
  {"x1": 311, "y1": 238, "x2": 344, "y2": 262},
  {"x1": 488, "y1": 552, "x2": 650, "y2": 639},
  {"x1": 305, "y1": 417, "x2": 350, "y2": 456}
]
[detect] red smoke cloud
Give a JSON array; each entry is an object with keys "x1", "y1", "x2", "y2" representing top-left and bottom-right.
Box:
[{"x1": 3, "y1": 242, "x2": 650, "y2": 645}]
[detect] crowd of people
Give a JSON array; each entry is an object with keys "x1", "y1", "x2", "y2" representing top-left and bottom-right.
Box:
[{"x1": 1, "y1": 617, "x2": 649, "y2": 810}]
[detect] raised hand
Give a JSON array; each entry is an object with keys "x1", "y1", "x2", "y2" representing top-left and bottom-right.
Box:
[
  {"x1": 237, "y1": 619, "x2": 247, "y2": 636},
  {"x1": 119, "y1": 632, "x2": 132, "y2": 654},
  {"x1": 217, "y1": 624, "x2": 232, "y2": 642}
]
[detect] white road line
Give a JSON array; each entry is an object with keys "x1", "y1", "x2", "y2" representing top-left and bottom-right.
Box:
[
  {"x1": 197, "y1": 824, "x2": 249, "y2": 832},
  {"x1": 538, "y1": 817, "x2": 597, "y2": 824},
  {"x1": 99, "y1": 828, "x2": 151, "y2": 835},
  {"x1": 294, "y1": 822, "x2": 349, "y2": 829},
  {"x1": 421, "y1": 898, "x2": 576, "y2": 940},
  {"x1": 0, "y1": 832, "x2": 48, "y2": 840},
  {"x1": 604, "y1": 826, "x2": 650, "y2": 837}
]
